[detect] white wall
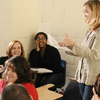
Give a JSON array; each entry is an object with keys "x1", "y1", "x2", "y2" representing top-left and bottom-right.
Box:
[
  {"x1": 39, "y1": 0, "x2": 88, "y2": 89},
  {"x1": 0, "y1": 0, "x2": 39, "y2": 59}
]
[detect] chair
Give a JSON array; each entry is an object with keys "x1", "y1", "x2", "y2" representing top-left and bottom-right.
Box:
[
  {"x1": 57, "y1": 59, "x2": 66, "y2": 88},
  {"x1": 49, "y1": 59, "x2": 67, "y2": 92}
]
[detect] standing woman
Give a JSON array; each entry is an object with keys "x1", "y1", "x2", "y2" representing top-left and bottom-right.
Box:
[
  {"x1": 0, "y1": 40, "x2": 25, "y2": 78},
  {"x1": 29, "y1": 32, "x2": 64, "y2": 88},
  {"x1": 59, "y1": 0, "x2": 100, "y2": 100}
]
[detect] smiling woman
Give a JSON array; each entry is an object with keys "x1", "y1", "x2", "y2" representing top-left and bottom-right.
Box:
[
  {"x1": 0, "y1": 56, "x2": 38, "y2": 100},
  {"x1": 0, "y1": 40, "x2": 25, "y2": 78},
  {"x1": 29, "y1": 32, "x2": 64, "y2": 88},
  {"x1": 58, "y1": 0, "x2": 100, "y2": 100}
]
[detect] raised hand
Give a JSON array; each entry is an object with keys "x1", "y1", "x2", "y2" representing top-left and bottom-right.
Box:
[
  {"x1": 0, "y1": 65, "x2": 4, "y2": 73},
  {"x1": 58, "y1": 42, "x2": 65, "y2": 46},
  {"x1": 63, "y1": 33, "x2": 75, "y2": 47},
  {"x1": 91, "y1": 87, "x2": 100, "y2": 100},
  {"x1": 36, "y1": 40, "x2": 40, "y2": 51}
]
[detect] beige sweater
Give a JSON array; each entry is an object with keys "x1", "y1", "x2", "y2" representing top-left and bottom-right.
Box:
[{"x1": 67, "y1": 28, "x2": 100, "y2": 85}]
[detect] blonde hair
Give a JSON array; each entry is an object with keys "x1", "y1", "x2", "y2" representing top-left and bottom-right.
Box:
[
  {"x1": 84, "y1": 0, "x2": 100, "y2": 31},
  {"x1": 6, "y1": 40, "x2": 25, "y2": 58}
]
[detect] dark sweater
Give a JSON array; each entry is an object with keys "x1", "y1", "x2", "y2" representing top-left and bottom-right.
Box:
[
  {"x1": 29, "y1": 44, "x2": 63, "y2": 73},
  {"x1": 0, "y1": 56, "x2": 8, "y2": 78}
]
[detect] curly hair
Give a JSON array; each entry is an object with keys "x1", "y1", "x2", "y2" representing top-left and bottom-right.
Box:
[{"x1": 5, "y1": 56, "x2": 35, "y2": 84}]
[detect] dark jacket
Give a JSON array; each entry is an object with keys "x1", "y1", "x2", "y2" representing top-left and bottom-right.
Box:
[
  {"x1": 0, "y1": 56, "x2": 8, "y2": 78},
  {"x1": 29, "y1": 44, "x2": 64, "y2": 73}
]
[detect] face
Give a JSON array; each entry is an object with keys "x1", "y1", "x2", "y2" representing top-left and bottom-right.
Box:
[
  {"x1": 84, "y1": 4, "x2": 93, "y2": 24},
  {"x1": 11, "y1": 42, "x2": 22, "y2": 56},
  {"x1": 5, "y1": 66, "x2": 18, "y2": 83},
  {"x1": 36, "y1": 34, "x2": 47, "y2": 48}
]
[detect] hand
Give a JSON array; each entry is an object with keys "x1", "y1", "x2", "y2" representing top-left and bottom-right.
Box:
[
  {"x1": 0, "y1": 65, "x2": 4, "y2": 73},
  {"x1": 36, "y1": 40, "x2": 40, "y2": 51},
  {"x1": 63, "y1": 33, "x2": 75, "y2": 47},
  {"x1": 91, "y1": 88, "x2": 100, "y2": 100},
  {"x1": 58, "y1": 42, "x2": 65, "y2": 47}
]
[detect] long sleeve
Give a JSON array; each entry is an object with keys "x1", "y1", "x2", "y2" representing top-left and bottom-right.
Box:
[
  {"x1": 49, "y1": 46, "x2": 63, "y2": 73},
  {"x1": 29, "y1": 45, "x2": 63, "y2": 73},
  {"x1": 72, "y1": 32, "x2": 100, "y2": 60},
  {"x1": 29, "y1": 49, "x2": 40, "y2": 67},
  {"x1": 0, "y1": 56, "x2": 8, "y2": 78}
]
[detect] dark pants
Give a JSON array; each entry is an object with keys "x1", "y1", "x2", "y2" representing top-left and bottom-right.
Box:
[
  {"x1": 62, "y1": 81, "x2": 80, "y2": 100},
  {"x1": 35, "y1": 73, "x2": 64, "y2": 88},
  {"x1": 79, "y1": 83, "x2": 93, "y2": 100}
]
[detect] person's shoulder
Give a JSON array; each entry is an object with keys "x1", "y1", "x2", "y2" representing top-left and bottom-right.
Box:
[
  {"x1": 0, "y1": 56, "x2": 8, "y2": 64},
  {"x1": 21, "y1": 83, "x2": 34, "y2": 87},
  {"x1": 47, "y1": 44, "x2": 58, "y2": 51},
  {"x1": 30, "y1": 48, "x2": 37, "y2": 54},
  {"x1": 0, "y1": 79, "x2": 6, "y2": 85},
  {"x1": 21, "y1": 83, "x2": 36, "y2": 90},
  {"x1": 0, "y1": 56, "x2": 8, "y2": 60}
]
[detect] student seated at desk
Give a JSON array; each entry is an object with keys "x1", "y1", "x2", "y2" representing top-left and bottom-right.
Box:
[
  {"x1": 29, "y1": 32, "x2": 64, "y2": 88},
  {"x1": 0, "y1": 56, "x2": 38, "y2": 100},
  {"x1": 0, "y1": 40, "x2": 25, "y2": 78}
]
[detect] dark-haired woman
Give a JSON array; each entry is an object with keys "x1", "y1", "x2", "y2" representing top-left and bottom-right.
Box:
[
  {"x1": 0, "y1": 56, "x2": 38, "y2": 100},
  {"x1": 29, "y1": 32, "x2": 64, "y2": 88}
]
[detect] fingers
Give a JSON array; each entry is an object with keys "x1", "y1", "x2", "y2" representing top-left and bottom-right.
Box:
[
  {"x1": 0, "y1": 65, "x2": 4, "y2": 73},
  {"x1": 92, "y1": 87, "x2": 100, "y2": 100},
  {"x1": 93, "y1": 87, "x2": 96, "y2": 95},
  {"x1": 58, "y1": 42, "x2": 64, "y2": 46},
  {"x1": 65, "y1": 33, "x2": 69, "y2": 38},
  {"x1": 36, "y1": 40, "x2": 40, "y2": 51},
  {"x1": 0, "y1": 65, "x2": 4, "y2": 68},
  {"x1": 91, "y1": 95, "x2": 95, "y2": 100}
]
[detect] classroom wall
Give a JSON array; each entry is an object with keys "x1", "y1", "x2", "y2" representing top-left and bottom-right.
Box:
[
  {"x1": 0, "y1": 0, "x2": 39, "y2": 59},
  {"x1": 39, "y1": 0, "x2": 88, "y2": 89}
]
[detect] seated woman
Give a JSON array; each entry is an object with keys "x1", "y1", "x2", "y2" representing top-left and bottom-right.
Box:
[
  {"x1": 29, "y1": 32, "x2": 64, "y2": 88},
  {"x1": 0, "y1": 56, "x2": 38, "y2": 100},
  {"x1": 0, "y1": 40, "x2": 25, "y2": 78}
]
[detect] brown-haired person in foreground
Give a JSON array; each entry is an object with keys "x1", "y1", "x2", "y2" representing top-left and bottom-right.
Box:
[
  {"x1": 0, "y1": 40, "x2": 25, "y2": 78},
  {"x1": 59, "y1": 0, "x2": 100, "y2": 100},
  {"x1": 0, "y1": 84, "x2": 33, "y2": 100}
]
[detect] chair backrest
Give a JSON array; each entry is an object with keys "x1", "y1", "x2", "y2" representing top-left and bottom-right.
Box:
[
  {"x1": 61, "y1": 60, "x2": 66, "y2": 69},
  {"x1": 60, "y1": 59, "x2": 67, "y2": 87}
]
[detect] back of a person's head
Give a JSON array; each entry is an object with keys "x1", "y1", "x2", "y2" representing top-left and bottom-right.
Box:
[
  {"x1": 1, "y1": 84, "x2": 31, "y2": 100},
  {"x1": 94, "y1": 73, "x2": 100, "y2": 96}
]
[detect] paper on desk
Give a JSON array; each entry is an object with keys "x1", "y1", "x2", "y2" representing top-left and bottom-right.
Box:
[
  {"x1": 47, "y1": 34, "x2": 72, "y2": 52},
  {"x1": 31, "y1": 68, "x2": 53, "y2": 73}
]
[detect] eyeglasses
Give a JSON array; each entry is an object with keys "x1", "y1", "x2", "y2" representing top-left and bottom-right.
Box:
[{"x1": 36, "y1": 38, "x2": 46, "y2": 41}]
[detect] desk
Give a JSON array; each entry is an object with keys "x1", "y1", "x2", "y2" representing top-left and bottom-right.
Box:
[
  {"x1": 36, "y1": 84, "x2": 63, "y2": 100},
  {"x1": 31, "y1": 68, "x2": 53, "y2": 73}
]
